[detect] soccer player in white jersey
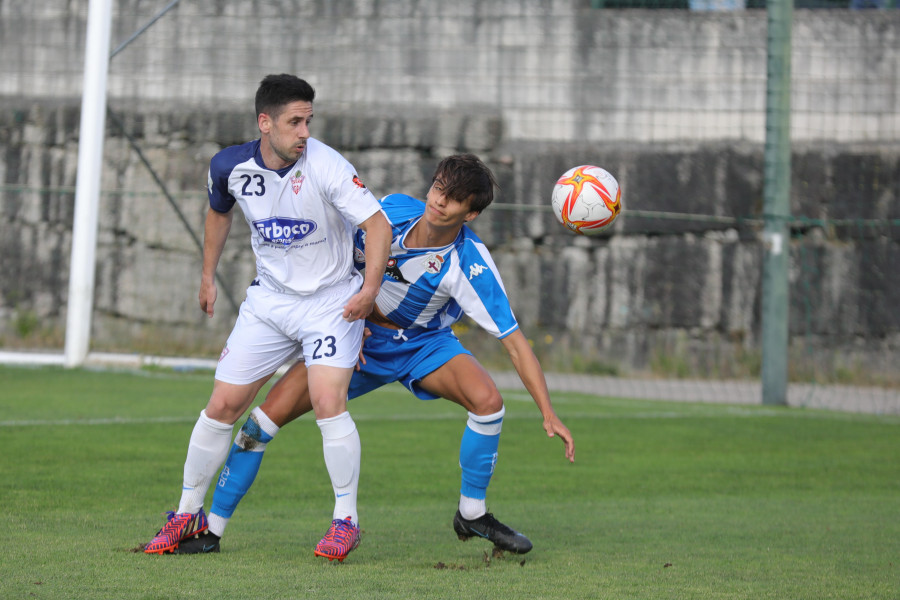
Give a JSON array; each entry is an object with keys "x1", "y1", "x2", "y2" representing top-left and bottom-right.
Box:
[
  {"x1": 143, "y1": 74, "x2": 391, "y2": 561},
  {"x1": 175, "y1": 154, "x2": 575, "y2": 558}
]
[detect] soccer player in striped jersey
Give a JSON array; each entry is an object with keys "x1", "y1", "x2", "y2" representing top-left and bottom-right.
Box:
[
  {"x1": 177, "y1": 154, "x2": 574, "y2": 559},
  {"x1": 142, "y1": 74, "x2": 391, "y2": 560}
]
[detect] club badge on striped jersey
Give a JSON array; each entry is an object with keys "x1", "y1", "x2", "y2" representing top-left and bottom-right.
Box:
[{"x1": 423, "y1": 253, "x2": 444, "y2": 274}]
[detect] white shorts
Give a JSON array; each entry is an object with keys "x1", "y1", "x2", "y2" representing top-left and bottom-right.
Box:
[{"x1": 214, "y1": 277, "x2": 364, "y2": 385}]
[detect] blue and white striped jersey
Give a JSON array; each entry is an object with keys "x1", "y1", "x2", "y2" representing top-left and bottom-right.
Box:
[{"x1": 355, "y1": 193, "x2": 519, "y2": 339}]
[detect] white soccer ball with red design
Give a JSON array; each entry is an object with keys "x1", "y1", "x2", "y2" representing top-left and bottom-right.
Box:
[{"x1": 551, "y1": 165, "x2": 622, "y2": 236}]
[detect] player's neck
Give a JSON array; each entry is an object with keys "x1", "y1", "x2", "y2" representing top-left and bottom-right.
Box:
[
  {"x1": 258, "y1": 139, "x2": 296, "y2": 171},
  {"x1": 407, "y1": 220, "x2": 458, "y2": 249}
]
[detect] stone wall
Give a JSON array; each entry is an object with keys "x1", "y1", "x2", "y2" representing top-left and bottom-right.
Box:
[
  {"x1": 1, "y1": 1, "x2": 898, "y2": 381},
  {"x1": 2, "y1": 1, "x2": 898, "y2": 143},
  {"x1": 2, "y1": 101, "x2": 897, "y2": 380}
]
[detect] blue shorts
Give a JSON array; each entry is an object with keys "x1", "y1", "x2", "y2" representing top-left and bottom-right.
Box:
[{"x1": 348, "y1": 322, "x2": 472, "y2": 400}]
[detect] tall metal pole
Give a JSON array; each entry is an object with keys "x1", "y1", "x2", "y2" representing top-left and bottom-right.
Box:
[
  {"x1": 761, "y1": 0, "x2": 793, "y2": 405},
  {"x1": 64, "y1": 0, "x2": 112, "y2": 367}
]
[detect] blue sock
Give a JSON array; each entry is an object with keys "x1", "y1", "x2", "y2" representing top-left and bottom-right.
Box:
[
  {"x1": 458, "y1": 407, "x2": 505, "y2": 501},
  {"x1": 210, "y1": 408, "x2": 278, "y2": 526}
]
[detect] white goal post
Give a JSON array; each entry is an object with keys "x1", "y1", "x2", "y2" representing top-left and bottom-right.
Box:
[{"x1": 64, "y1": 0, "x2": 112, "y2": 367}]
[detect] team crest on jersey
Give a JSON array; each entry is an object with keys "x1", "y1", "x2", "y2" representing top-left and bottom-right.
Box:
[
  {"x1": 253, "y1": 217, "x2": 317, "y2": 246},
  {"x1": 424, "y1": 253, "x2": 445, "y2": 274},
  {"x1": 352, "y1": 175, "x2": 367, "y2": 189},
  {"x1": 290, "y1": 169, "x2": 305, "y2": 195}
]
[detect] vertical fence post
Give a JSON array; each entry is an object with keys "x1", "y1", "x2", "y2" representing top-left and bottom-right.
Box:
[{"x1": 761, "y1": 0, "x2": 793, "y2": 405}]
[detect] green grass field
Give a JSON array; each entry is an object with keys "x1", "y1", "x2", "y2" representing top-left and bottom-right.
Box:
[{"x1": 1, "y1": 364, "x2": 898, "y2": 600}]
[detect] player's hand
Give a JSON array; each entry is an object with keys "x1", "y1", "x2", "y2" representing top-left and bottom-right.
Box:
[
  {"x1": 342, "y1": 288, "x2": 377, "y2": 322},
  {"x1": 199, "y1": 280, "x2": 217, "y2": 318},
  {"x1": 355, "y1": 327, "x2": 372, "y2": 371},
  {"x1": 543, "y1": 414, "x2": 575, "y2": 463}
]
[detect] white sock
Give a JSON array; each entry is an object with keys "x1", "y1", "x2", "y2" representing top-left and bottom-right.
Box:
[
  {"x1": 250, "y1": 405, "x2": 281, "y2": 439},
  {"x1": 207, "y1": 513, "x2": 228, "y2": 538},
  {"x1": 459, "y1": 495, "x2": 487, "y2": 520},
  {"x1": 317, "y1": 411, "x2": 360, "y2": 524},
  {"x1": 178, "y1": 409, "x2": 234, "y2": 514}
]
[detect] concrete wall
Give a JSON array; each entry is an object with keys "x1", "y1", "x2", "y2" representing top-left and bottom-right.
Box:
[
  {"x1": 2, "y1": 100, "x2": 897, "y2": 379},
  {"x1": 1, "y1": 1, "x2": 898, "y2": 143},
  {"x1": 1, "y1": 1, "x2": 898, "y2": 381}
]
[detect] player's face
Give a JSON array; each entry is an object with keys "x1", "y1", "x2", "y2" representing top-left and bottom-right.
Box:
[
  {"x1": 424, "y1": 179, "x2": 479, "y2": 229},
  {"x1": 258, "y1": 100, "x2": 313, "y2": 170}
]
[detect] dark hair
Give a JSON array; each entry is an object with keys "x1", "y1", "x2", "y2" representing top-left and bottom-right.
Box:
[
  {"x1": 255, "y1": 74, "x2": 316, "y2": 120},
  {"x1": 432, "y1": 154, "x2": 497, "y2": 214}
]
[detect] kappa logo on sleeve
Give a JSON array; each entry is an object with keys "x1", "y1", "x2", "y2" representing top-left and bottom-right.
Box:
[
  {"x1": 468, "y1": 263, "x2": 488, "y2": 280},
  {"x1": 253, "y1": 217, "x2": 318, "y2": 246}
]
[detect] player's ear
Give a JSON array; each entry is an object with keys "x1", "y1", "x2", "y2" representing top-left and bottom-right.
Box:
[
  {"x1": 464, "y1": 210, "x2": 480, "y2": 223},
  {"x1": 258, "y1": 112, "x2": 271, "y2": 134}
]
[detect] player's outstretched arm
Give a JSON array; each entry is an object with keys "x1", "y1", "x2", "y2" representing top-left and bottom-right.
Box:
[
  {"x1": 199, "y1": 207, "x2": 234, "y2": 318},
  {"x1": 500, "y1": 329, "x2": 575, "y2": 463},
  {"x1": 343, "y1": 210, "x2": 391, "y2": 321}
]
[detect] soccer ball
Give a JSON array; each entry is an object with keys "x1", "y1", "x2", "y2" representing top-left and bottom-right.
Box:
[{"x1": 551, "y1": 165, "x2": 622, "y2": 236}]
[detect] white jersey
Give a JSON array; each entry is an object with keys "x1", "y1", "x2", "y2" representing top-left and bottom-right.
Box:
[
  {"x1": 207, "y1": 137, "x2": 381, "y2": 295},
  {"x1": 354, "y1": 193, "x2": 519, "y2": 339}
]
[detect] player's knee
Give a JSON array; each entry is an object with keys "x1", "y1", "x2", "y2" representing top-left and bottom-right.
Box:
[
  {"x1": 310, "y1": 390, "x2": 349, "y2": 418},
  {"x1": 470, "y1": 389, "x2": 504, "y2": 416},
  {"x1": 203, "y1": 398, "x2": 244, "y2": 424},
  {"x1": 206, "y1": 383, "x2": 258, "y2": 424}
]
